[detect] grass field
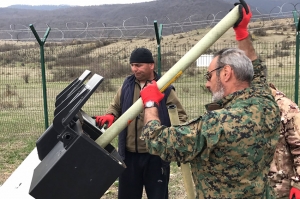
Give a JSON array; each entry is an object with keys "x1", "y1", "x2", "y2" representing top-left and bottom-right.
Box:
[{"x1": 0, "y1": 61, "x2": 297, "y2": 198}]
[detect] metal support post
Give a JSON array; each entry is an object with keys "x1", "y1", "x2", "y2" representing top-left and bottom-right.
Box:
[
  {"x1": 154, "y1": 21, "x2": 163, "y2": 76},
  {"x1": 29, "y1": 24, "x2": 51, "y2": 129},
  {"x1": 293, "y1": 11, "x2": 300, "y2": 104}
]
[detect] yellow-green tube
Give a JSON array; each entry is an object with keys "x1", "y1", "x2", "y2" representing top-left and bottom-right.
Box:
[
  {"x1": 167, "y1": 104, "x2": 195, "y2": 199},
  {"x1": 95, "y1": 6, "x2": 239, "y2": 148}
]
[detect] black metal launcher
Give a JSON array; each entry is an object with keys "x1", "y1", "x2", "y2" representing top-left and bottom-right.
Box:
[{"x1": 29, "y1": 71, "x2": 126, "y2": 199}]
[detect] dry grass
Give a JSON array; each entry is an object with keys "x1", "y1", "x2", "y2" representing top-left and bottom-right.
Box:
[
  {"x1": 97, "y1": 18, "x2": 296, "y2": 54},
  {"x1": 0, "y1": 134, "x2": 37, "y2": 185}
]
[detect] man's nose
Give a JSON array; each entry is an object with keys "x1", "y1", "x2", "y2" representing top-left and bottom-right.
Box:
[{"x1": 205, "y1": 81, "x2": 210, "y2": 89}]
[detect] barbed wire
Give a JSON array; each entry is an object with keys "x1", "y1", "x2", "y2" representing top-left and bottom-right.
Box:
[{"x1": 0, "y1": 2, "x2": 299, "y2": 42}]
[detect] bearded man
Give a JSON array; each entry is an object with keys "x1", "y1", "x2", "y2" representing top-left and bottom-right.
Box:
[{"x1": 139, "y1": 0, "x2": 281, "y2": 198}]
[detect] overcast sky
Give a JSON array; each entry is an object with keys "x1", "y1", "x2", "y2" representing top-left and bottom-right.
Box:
[{"x1": 0, "y1": 0, "x2": 154, "y2": 8}]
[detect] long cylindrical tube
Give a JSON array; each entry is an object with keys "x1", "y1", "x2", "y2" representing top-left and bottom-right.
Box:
[
  {"x1": 95, "y1": 6, "x2": 239, "y2": 148},
  {"x1": 167, "y1": 104, "x2": 195, "y2": 199}
]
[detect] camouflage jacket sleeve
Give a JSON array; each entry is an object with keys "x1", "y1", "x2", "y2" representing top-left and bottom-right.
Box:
[
  {"x1": 141, "y1": 111, "x2": 222, "y2": 163},
  {"x1": 280, "y1": 96, "x2": 300, "y2": 187},
  {"x1": 251, "y1": 59, "x2": 269, "y2": 90}
]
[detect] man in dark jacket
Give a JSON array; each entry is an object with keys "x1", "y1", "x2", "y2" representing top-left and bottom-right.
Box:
[{"x1": 95, "y1": 47, "x2": 187, "y2": 199}]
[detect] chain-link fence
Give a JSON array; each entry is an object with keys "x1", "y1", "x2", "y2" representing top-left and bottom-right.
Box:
[{"x1": 0, "y1": 41, "x2": 298, "y2": 138}]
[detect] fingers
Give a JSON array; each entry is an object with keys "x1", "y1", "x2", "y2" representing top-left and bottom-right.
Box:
[
  {"x1": 151, "y1": 80, "x2": 158, "y2": 86},
  {"x1": 239, "y1": 0, "x2": 249, "y2": 14},
  {"x1": 95, "y1": 117, "x2": 101, "y2": 126},
  {"x1": 99, "y1": 118, "x2": 106, "y2": 127},
  {"x1": 101, "y1": 123, "x2": 108, "y2": 129},
  {"x1": 107, "y1": 120, "x2": 113, "y2": 128},
  {"x1": 94, "y1": 115, "x2": 114, "y2": 129},
  {"x1": 95, "y1": 117, "x2": 104, "y2": 127},
  {"x1": 143, "y1": 80, "x2": 158, "y2": 90},
  {"x1": 234, "y1": 0, "x2": 249, "y2": 15},
  {"x1": 147, "y1": 80, "x2": 157, "y2": 85}
]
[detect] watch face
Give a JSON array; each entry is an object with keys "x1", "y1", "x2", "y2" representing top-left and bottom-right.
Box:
[{"x1": 145, "y1": 101, "x2": 154, "y2": 107}]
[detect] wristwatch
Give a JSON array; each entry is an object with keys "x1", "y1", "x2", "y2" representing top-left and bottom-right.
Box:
[{"x1": 144, "y1": 101, "x2": 159, "y2": 108}]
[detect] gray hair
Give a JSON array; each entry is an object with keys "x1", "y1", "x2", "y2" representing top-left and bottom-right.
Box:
[{"x1": 214, "y1": 48, "x2": 254, "y2": 84}]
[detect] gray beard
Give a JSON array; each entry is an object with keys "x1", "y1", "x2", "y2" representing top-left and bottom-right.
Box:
[{"x1": 212, "y1": 81, "x2": 224, "y2": 102}]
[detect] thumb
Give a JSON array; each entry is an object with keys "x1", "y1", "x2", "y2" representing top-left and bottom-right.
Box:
[
  {"x1": 239, "y1": 0, "x2": 249, "y2": 14},
  {"x1": 151, "y1": 80, "x2": 158, "y2": 87}
]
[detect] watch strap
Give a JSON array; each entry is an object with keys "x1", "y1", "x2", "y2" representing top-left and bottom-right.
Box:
[{"x1": 145, "y1": 102, "x2": 159, "y2": 108}]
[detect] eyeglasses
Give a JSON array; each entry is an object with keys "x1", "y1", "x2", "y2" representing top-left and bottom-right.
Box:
[{"x1": 204, "y1": 66, "x2": 225, "y2": 81}]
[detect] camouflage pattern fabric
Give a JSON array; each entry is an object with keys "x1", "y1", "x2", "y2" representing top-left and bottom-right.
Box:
[
  {"x1": 141, "y1": 59, "x2": 281, "y2": 198},
  {"x1": 268, "y1": 83, "x2": 300, "y2": 198}
]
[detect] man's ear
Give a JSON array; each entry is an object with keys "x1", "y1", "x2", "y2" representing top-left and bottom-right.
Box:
[
  {"x1": 150, "y1": 63, "x2": 155, "y2": 70},
  {"x1": 223, "y1": 65, "x2": 233, "y2": 82}
]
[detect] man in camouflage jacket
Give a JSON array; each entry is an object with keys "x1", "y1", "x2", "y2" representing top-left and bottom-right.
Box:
[
  {"x1": 268, "y1": 83, "x2": 300, "y2": 199},
  {"x1": 139, "y1": 1, "x2": 281, "y2": 198}
]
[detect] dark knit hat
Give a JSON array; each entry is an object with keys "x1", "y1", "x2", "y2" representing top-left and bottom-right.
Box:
[{"x1": 129, "y1": 48, "x2": 154, "y2": 64}]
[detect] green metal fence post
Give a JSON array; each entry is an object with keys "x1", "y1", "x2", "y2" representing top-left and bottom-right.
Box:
[
  {"x1": 154, "y1": 21, "x2": 163, "y2": 76},
  {"x1": 293, "y1": 11, "x2": 300, "y2": 104},
  {"x1": 29, "y1": 24, "x2": 51, "y2": 129}
]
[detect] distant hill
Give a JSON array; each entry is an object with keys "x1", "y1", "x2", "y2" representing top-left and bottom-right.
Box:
[
  {"x1": 0, "y1": 0, "x2": 234, "y2": 40},
  {"x1": 0, "y1": 0, "x2": 298, "y2": 41},
  {"x1": 7, "y1": 4, "x2": 73, "y2": 10}
]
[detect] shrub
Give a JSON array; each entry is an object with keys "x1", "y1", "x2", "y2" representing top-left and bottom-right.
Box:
[
  {"x1": 186, "y1": 68, "x2": 196, "y2": 76},
  {"x1": 280, "y1": 40, "x2": 292, "y2": 50},
  {"x1": 0, "y1": 43, "x2": 18, "y2": 52},
  {"x1": 4, "y1": 85, "x2": 17, "y2": 97},
  {"x1": 22, "y1": 73, "x2": 30, "y2": 83},
  {"x1": 0, "y1": 85, "x2": 24, "y2": 109},
  {"x1": 90, "y1": 60, "x2": 131, "y2": 79},
  {"x1": 182, "y1": 86, "x2": 189, "y2": 93},
  {"x1": 273, "y1": 49, "x2": 290, "y2": 58},
  {"x1": 96, "y1": 79, "x2": 117, "y2": 92},
  {"x1": 17, "y1": 98, "x2": 24, "y2": 108},
  {"x1": 161, "y1": 57, "x2": 177, "y2": 71},
  {"x1": 50, "y1": 67, "x2": 84, "y2": 82},
  {"x1": 0, "y1": 101, "x2": 14, "y2": 109},
  {"x1": 253, "y1": 29, "x2": 267, "y2": 36}
]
